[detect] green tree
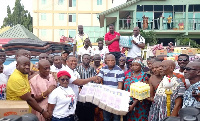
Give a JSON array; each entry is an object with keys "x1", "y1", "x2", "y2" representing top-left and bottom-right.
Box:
[
  {"x1": 1, "y1": 0, "x2": 32, "y2": 32},
  {"x1": 140, "y1": 30, "x2": 158, "y2": 46},
  {"x1": 175, "y1": 35, "x2": 200, "y2": 48}
]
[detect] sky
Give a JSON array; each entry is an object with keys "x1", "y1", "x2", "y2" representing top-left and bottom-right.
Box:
[
  {"x1": 0, "y1": 0, "x2": 126, "y2": 27},
  {"x1": 0, "y1": 0, "x2": 33, "y2": 27}
]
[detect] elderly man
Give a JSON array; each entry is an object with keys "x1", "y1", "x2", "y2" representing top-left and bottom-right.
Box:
[
  {"x1": 126, "y1": 27, "x2": 145, "y2": 60},
  {"x1": 148, "y1": 60, "x2": 186, "y2": 121},
  {"x1": 6, "y1": 56, "x2": 50, "y2": 119},
  {"x1": 174, "y1": 54, "x2": 190, "y2": 88},
  {"x1": 76, "y1": 54, "x2": 96, "y2": 121},
  {"x1": 30, "y1": 60, "x2": 56, "y2": 121},
  {"x1": 105, "y1": 24, "x2": 120, "y2": 65},
  {"x1": 73, "y1": 25, "x2": 90, "y2": 55},
  {"x1": 182, "y1": 62, "x2": 200, "y2": 108},
  {"x1": 50, "y1": 55, "x2": 66, "y2": 72},
  {"x1": 98, "y1": 54, "x2": 124, "y2": 121}
]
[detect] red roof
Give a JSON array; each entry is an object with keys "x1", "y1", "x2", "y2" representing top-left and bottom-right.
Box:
[{"x1": 0, "y1": 38, "x2": 14, "y2": 45}]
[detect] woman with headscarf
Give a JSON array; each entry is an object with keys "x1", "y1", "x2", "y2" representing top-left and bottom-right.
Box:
[
  {"x1": 123, "y1": 59, "x2": 150, "y2": 121},
  {"x1": 48, "y1": 71, "x2": 77, "y2": 121}
]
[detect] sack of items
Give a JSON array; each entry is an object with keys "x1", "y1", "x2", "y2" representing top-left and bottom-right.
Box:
[{"x1": 79, "y1": 83, "x2": 130, "y2": 115}]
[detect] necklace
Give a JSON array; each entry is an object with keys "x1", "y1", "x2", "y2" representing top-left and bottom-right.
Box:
[{"x1": 60, "y1": 86, "x2": 68, "y2": 96}]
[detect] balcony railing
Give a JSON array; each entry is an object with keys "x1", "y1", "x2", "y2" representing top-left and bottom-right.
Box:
[{"x1": 119, "y1": 18, "x2": 200, "y2": 31}]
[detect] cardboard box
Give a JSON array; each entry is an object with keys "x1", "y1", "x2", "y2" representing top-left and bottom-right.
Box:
[
  {"x1": 181, "y1": 48, "x2": 197, "y2": 55},
  {"x1": 0, "y1": 100, "x2": 29, "y2": 118},
  {"x1": 156, "y1": 49, "x2": 167, "y2": 57},
  {"x1": 181, "y1": 50, "x2": 188, "y2": 54}
]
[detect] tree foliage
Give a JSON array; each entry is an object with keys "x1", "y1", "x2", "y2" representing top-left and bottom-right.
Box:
[
  {"x1": 175, "y1": 35, "x2": 200, "y2": 48},
  {"x1": 1, "y1": 0, "x2": 32, "y2": 32},
  {"x1": 140, "y1": 30, "x2": 158, "y2": 46}
]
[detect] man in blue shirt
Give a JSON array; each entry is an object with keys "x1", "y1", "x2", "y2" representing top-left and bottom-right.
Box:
[{"x1": 98, "y1": 54, "x2": 124, "y2": 121}]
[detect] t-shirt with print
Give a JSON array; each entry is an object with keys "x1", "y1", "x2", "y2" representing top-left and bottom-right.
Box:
[
  {"x1": 48, "y1": 86, "x2": 77, "y2": 119},
  {"x1": 91, "y1": 47, "x2": 109, "y2": 62},
  {"x1": 0, "y1": 73, "x2": 8, "y2": 100},
  {"x1": 127, "y1": 34, "x2": 145, "y2": 58}
]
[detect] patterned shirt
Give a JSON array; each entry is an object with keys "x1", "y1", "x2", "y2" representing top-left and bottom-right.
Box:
[
  {"x1": 183, "y1": 81, "x2": 200, "y2": 108},
  {"x1": 76, "y1": 64, "x2": 96, "y2": 79},
  {"x1": 98, "y1": 65, "x2": 125, "y2": 89}
]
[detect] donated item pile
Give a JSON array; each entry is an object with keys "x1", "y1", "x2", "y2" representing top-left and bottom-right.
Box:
[
  {"x1": 79, "y1": 83, "x2": 130, "y2": 115},
  {"x1": 130, "y1": 82, "x2": 150, "y2": 100}
]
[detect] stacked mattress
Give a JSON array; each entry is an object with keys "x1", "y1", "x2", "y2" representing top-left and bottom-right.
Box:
[{"x1": 3, "y1": 39, "x2": 72, "y2": 56}]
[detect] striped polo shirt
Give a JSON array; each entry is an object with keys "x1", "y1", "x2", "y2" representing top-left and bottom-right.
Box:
[{"x1": 98, "y1": 65, "x2": 125, "y2": 89}]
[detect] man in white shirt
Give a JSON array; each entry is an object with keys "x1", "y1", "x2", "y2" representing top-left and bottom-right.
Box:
[
  {"x1": 77, "y1": 38, "x2": 92, "y2": 63},
  {"x1": 73, "y1": 25, "x2": 90, "y2": 55},
  {"x1": 50, "y1": 55, "x2": 66, "y2": 73},
  {"x1": 174, "y1": 54, "x2": 190, "y2": 88},
  {"x1": 92, "y1": 40, "x2": 109, "y2": 63},
  {"x1": 127, "y1": 27, "x2": 145, "y2": 60}
]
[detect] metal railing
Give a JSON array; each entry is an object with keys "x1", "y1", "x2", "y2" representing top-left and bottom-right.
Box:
[
  {"x1": 119, "y1": 19, "x2": 134, "y2": 30},
  {"x1": 188, "y1": 18, "x2": 200, "y2": 30}
]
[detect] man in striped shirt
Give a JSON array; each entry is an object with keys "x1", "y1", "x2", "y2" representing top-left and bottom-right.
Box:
[
  {"x1": 98, "y1": 54, "x2": 124, "y2": 121},
  {"x1": 76, "y1": 54, "x2": 96, "y2": 121}
]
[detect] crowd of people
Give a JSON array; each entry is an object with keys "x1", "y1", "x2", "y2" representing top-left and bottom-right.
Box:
[{"x1": 0, "y1": 24, "x2": 200, "y2": 121}]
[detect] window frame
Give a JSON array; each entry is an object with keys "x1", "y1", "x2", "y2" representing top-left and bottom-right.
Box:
[{"x1": 41, "y1": 13, "x2": 46, "y2": 20}]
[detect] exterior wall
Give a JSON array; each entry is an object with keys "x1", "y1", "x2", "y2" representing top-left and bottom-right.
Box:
[{"x1": 33, "y1": 0, "x2": 113, "y2": 42}]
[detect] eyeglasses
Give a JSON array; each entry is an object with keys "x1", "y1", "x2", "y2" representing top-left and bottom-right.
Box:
[
  {"x1": 178, "y1": 58, "x2": 189, "y2": 62},
  {"x1": 60, "y1": 78, "x2": 69, "y2": 82},
  {"x1": 184, "y1": 67, "x2": 197, "y2": 71},
  {"x1": 119, "y1": 59, "x2": 126, "y2": 62}
]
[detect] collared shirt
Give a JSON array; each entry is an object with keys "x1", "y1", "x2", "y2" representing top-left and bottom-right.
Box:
[
  {"x1": 30, "y1": 74, "x2": 56, "y2": 121},
  {"x1": 73, "y1": 33, "x2": 89, "y2": 52},
  {"x1": 6, "y1": 69, "x2": 30, "y2": 100},
  {"x1": 77, "y1": 46, "x2": 93, "y2": 57},
  {"x1": 98, "y1": 65, "x2": 125, "y2": 89},
  {"x1": 65, "y1": 65, "x2": 80, "y2": 97},
  {"x1": 104, "y1": 31, "x2": 120, "y2": 52},
  {"x1": 183, "y1": 81, "x2": 200, "y2": 108},
  {"x1": 127, "y1": 34, "x2": 145, "y2": 58},
  {"x1": 50, "y1": 64, "x2": 66, "y2": 73},
  {"x1": 0, "y1": 73, "x2": 8, "y2": 100},
  {"x1": 76, "y1": 64, "x2": 96, "y2": 79},
  {"x1": 173, "y1": 69, "x2": 191, "y2": 88},
  {"x1": 91, "y1": 47, "x2": 109, "y2": 62}
]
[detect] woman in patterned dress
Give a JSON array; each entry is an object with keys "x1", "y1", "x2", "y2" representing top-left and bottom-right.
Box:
[{"x1": 123, "y1": 60, "x2": 150, "y2": 121}]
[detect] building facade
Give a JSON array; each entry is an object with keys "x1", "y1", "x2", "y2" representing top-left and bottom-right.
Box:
[
  {"x1": 33, "y1": 0, "x2": 113, "y2": 42},
  {"x1": 99, "y1": 0, "x2": 200, "y2": 45}
]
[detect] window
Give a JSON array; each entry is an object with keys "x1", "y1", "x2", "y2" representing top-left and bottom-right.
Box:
[
  {"x1": 59, "y1": 29, "x2": 65, "y2": 36},
  {"x1": 41, "y1": 13, "x2": 46, "y2": 20},
  {"x1": 59, "y1": 13, "x2": 64, "y2": 20},
  {"x1": 154, "y1": 5, "x2": 163, "y2": 11},
  {"x1": 41, "y1": 29, "x2": 46, "y2": 36},
  {"x1": 97, "y1": 0, "x2": 102, "y2": 5},
  {"x1": 69, "y1": 14, "x2": 76, "y2": 22},
  {"x1": 174, "y1": 5, "x2": 183, "y2": 12},
  {"x1": 144, "y1": 5, "x2": 153, "y2": 11},
  {"x1": 137, "y1": 5, "x2": 143, "y2": 11},
  {"x1": 164, "y1": 5, "x2": 173, "y2": 11},
  {"x1": 68, "y1": 30, "x2": 76, "y2": 38},
  {"x1": 58, "y1": 0, "x2": 64, "y2": 5},
  {"x1": 194, "y1": 5, "x2": 200, "y2": 12},
  {"x1": 69, "y1": 0, "x2": 76, "y2": 7},
  {"x1": 41, "y1": 0, "x2": 46, "y2": 5}
]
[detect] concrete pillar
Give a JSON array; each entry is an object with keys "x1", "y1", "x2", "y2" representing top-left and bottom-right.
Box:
[
  {"x1": 104, "y1": 18, "x2": 107, "y2": 34},
  {"x1": 116, "y1": 11, "x2": 119, "y2": 32},
  {"x1": 185, "y1": 4, "x2": 189, "y2": 35}
]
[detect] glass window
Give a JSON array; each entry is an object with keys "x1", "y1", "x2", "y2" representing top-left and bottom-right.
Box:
[
  {"x1": 59, "y1": 14, "x2": 64, "y2": 20},
  {"x1": 144, "y1": 5, "x2": 153, "y2": 11},
  {"x1": 174, "y1": 5, "x2": 183, "y2": 12},
  {"x1": 144, "y1": 12, "x2": 153, "y2": 19},
  {"x1": 154, "y1": 5, "x2": 163, "y2": 11},
  {"x1": 68, "y1": 30, "x2": 76, "y2": 38},
  {"x1": 137, "y1": 5, "x2": 143, "y2": 11},
  {"x1": 69, "y1": 14, "x2": 76, "y2": 22},
  {"x1": 41, "y1": 29, "x2": 46, "y2": 36},
  {"x1": 194, "y1": 5, "x2": 200, "y2": 12},
  {"x1": 69, "y1": 0, "x2": 76, "y2": 7},
  {"x1": 41, "y1": 13, "x2": 46, "y2": 20},
  {"x1": 189, "y1": 5, "x2": 193, "y2": 12},
  {"x1": 164, "y1": 12, "x2": 173, "y2": 19},
  {"x1": 59, "y1": 29, "x2": 65, "y2": 36},
  {"x1": 97, "y1": 0, "x2": 102, "y2": 5},
  {"x1": 164, "y1": 5, "x2": 173, "y2": 11},
  {"x1": 188, "y1": 12, "x2": 193, "y2": 18},
  {"x1": 136, "y1": 12, "x2": 143, "y2": 20},
  {"x1": 41, "y1": 0, "x2": 46, "y2": 5},
  {"x1": 58, "y1": 0, "x2": 64, "y2": 5}
]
